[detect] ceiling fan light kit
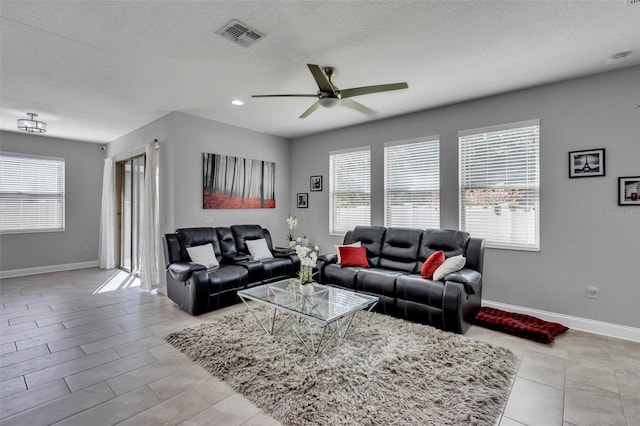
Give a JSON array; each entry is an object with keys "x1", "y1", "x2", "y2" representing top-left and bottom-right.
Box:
[
  {"x1": 17, "y1": 113, "x2": 47, "y2": 133},
  {"x1": 252, "y1": 64, "x2": 408, "y2": 118},
  {"x1": 318, "y1": 96, "x2": 341, "y2": 108}
]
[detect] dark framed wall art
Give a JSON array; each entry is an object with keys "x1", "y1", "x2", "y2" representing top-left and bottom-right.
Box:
[
  {"x1": 310, "y1": 175, "x2": 323, "y2": 191},
  {"x1": 568, "y1": 148, "x2": 605, "y2": 178},
  {"x1": 618, "y1": 176, "x2": 640, "y2": 206},
  {"x1": 202, "y1": 153, "x2": 276, "y2": 209},
  {"x1": 297, "y1": 193, "x2": 308, "y2": 208}
]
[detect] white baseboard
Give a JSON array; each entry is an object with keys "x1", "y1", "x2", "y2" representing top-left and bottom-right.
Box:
[
  {"x1": 483, "y1": 300, "x2": 640, "y2": 343},
  {"x1": 0, "y1": 261, "x2": 99, "y2": 279}
]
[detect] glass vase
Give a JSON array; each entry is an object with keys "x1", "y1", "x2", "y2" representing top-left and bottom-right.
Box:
[{"x1": 299, "y1": 264, "x2": 313, "y2": 284}]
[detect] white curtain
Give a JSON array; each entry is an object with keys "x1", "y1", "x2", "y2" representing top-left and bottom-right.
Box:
[
  {"x1": 140, "y1": 142, "x2": 159, "y2": 291},
  {"x1": 98, "y1": 158, "x2": 116, "y2": 269}
]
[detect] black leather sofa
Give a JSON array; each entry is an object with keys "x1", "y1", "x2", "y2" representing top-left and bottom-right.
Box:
[
  {"x1": 316, "y1": 226, "x2": 485, "y2": 334},
  {"x1": 162, "y1": 225, "x2": 299, "y2": 315}
]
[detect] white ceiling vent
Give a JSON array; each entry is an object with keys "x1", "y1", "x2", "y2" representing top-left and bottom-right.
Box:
[
  {"x1": 217, "y1": 20, "x2": 264, "y2": 48},
  {"x1": 626, "y1": 0, "x2": 640, "y2": 6}
]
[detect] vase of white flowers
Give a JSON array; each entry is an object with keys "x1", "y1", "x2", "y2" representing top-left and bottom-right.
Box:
[
  {"x1": 286, "y1": 215, "x2": 298, "y2": 248},
  {"x1": 294, "y1": 243, "x2": 319, "y2": 284}
]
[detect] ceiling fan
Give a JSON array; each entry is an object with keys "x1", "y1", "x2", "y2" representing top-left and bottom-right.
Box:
[{"x1": 252, "y1": 64, "x2": 408, "y2": 118}]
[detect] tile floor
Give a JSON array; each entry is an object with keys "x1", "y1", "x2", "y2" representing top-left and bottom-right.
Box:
[{"x1": 0, "y1": 268, "x2": 638, "y2": 425}]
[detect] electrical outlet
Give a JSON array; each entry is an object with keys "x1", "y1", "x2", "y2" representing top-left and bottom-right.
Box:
[
  {"x1": 203, "y1": 216, "x2": 215, "y2": 225},
  {"x1": 587, "y1": 286, "x2": 599, "y2": 299}
]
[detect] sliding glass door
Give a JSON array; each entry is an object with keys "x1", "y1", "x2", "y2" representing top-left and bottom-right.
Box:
[{"x1": 117, "y1": 155, "x2": 145, "y2": 275}]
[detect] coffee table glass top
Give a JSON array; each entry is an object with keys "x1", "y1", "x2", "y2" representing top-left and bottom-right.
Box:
[{"x1": 237, "y1": 279, "x2": 378, "y2": 324}]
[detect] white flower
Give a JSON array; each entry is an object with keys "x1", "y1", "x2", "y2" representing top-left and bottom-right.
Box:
[
  {"x1": 286, "y1": 216, "x2": 298, "y2": 241},
  {"x1": 286, "y1": 215, "x2": 298, "y2": 230},
  {"x1": 294, "y1": 242, "x2": 319, "y2": 268}
]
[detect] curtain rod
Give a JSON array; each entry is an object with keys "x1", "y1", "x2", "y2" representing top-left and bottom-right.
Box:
[{"x1": 113, "y1": 139, "x2": 159, "y2": 162}]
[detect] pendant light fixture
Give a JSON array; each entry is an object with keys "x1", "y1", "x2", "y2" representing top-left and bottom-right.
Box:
[{"x1": 17, "y1": 113, "x2": 47, "y2": 134}]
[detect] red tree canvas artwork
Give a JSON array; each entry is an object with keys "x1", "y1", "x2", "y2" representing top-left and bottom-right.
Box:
[{"x1": 203, "y1": 153, "x2": 276, "y2": 209}]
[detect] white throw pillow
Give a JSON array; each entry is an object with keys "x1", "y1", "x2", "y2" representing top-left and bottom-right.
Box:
[
  {"x1": 186, "y1": 243, "x2": 220, "y2": 271},
  {"x1": 334, "y1": 241, "x2": 362, "y2": 264},
  {"x1": 432, "y1": 255, "x2": 466, "y2": 281},
  {"x1": 246, "y1": 238, "x2": 274, "y2": 260}
]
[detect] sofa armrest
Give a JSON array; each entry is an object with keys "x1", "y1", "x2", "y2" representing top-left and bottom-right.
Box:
[
  {"x1": 272, "y1": 248, "x2": 295, "y2": 258},
  {"x1": 315, "y1": 253, "x2": 337, "y2": 283},
  {"x1": 444, "y1": 268, "x2": 482, "y2": 295},
  {"x1": 442, "y1": 281, "x2": 466, "y2": 333},
  {"x1": 318, "y1": 253, "x2": 338, "y2": 264},
  {"x1": 168, "y1": 262, "x2": 206, "y2": 282},
  {"x1": 221, "y1": 254, "x2": 251, "y2": 265}
]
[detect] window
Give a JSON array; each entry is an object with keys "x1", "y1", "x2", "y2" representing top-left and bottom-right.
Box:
[
  {"x1": 0, "y1": 152, "x2": 65, "y2": 233},
  {"x1": 459, "y1": 120, "x2": 540, "y2": 251},
  {"x1": 384, "y1": 137, "x2": 440, "y2": 228},
  {"x1": 329, "y1": 147, "x2": 370, "y2": 234}
]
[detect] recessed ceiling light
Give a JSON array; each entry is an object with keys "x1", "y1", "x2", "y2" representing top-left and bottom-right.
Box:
[
  {"x1": 231, "y1": 99, "x2": 244, "y2": 106},
  {"x1": 606, "y1": 51, "x2": 632, "y2": 64}
]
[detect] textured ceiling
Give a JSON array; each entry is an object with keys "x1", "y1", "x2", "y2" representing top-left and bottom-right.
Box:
[{"x1": 1, "y1": 1, "x2": 639, "y2": 143}]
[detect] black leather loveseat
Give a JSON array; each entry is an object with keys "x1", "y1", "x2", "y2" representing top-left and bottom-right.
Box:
[
  {"x1": 316, "y1": 226, "x2": 484, "y2": 334},
  {"x1": 162, "y1": 225, "x2": 299, "y2": 315}
]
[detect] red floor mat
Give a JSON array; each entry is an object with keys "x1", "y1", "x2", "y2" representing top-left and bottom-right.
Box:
[{"x1": 474, "y1": 307, "x2": 569, "y2": 344}]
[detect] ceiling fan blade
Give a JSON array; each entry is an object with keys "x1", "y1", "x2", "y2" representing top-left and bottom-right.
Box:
[
  {"x1": 252, "y1": 94, "x2": 317, "y2": 98},
  {"x1": 299, "y1": 101, "x2": 320, "y2": 119},
  {"x1": 340, "y1": 82, "x2": 408, "y2": 99},
  {"x1": 341, "y1": 98, "x2": 377, "y2": 116},
  {"x1": 307, "y1": 64, "x2": 337, "y2": 96}
]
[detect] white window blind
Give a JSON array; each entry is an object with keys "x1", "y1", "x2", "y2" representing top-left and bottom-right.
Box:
[
  {"x1": 329, "y1": 147, "x2": 370, "y2": 234},
  {"x1": 459, "y1": 120, "x2": 540, "y2": 251},
  {"x1": 384, "y1": 137, "x2": 440, "y2": 228},
  {"x1": 0, "y1": 153, "x2": 65, "y2": 233}
]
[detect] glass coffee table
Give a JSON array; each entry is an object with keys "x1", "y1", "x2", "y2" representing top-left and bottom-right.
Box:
[{"x1": 237, "y1": 279, "x2": 378, "y2": 355}]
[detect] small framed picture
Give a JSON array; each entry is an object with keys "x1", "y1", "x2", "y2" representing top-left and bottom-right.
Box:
[
  {"x1": 297, "y1": 193, "x2": 308, "y2": 208},
  {"x1": 569, "y1": 148, "x2": 605, "y2": 178},
  {"x1": 310, "y1": 175, "x2": 322, "y2": 191},
  {"x1": 618, "y1": 176, "x2": 640, "y2": 206}
]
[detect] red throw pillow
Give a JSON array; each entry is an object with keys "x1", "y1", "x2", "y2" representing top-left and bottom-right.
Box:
[
  {"x1": 421, "y1": 250, "x2": 445, "y2": 279},
  {"x1": 339, "y1": 246, "x2": 369, "y2": 267}
]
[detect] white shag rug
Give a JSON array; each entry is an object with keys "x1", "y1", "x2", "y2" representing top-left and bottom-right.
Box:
[{"x1": 165, "y1": 306, "x2": 517, "y2": 426}]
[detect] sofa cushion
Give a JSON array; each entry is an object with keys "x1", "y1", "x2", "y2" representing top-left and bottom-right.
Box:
[
  {"x1": 323, "y1": 263, "x2": 358, "y2": 290},
  {"x1": 396, "y1": 275, "x2": 444, "y2": 308},
  {"x1": 421, "y1": 250, "x2": 445, "y2": 279},
  {"x1": 417, "y1": 229, "x2": 470, "y2": 272},
  {"x1": 231, "y1": 224, "x2": 270, "y2": 254},
  {"x1": 216, "y1": 227, "x2": 238, "y2": 259},
  {"x1": 176, "y1": 227, "x2": 222, "y2": 261},
  {"x1": 246, "y1": 238, "x2": 273, "y2": 260},
  {"x1": 433, "y1": 255, "x2": 466, "y2": 281},
  {"x1": 334, "y1": 241, "x2": 361, "y2": 264},
  {"x1": 379, "y1": 227, "x2": 422, "y2": 272},
  {"x1": 186, "y1": 244, "x2": 220, "y2": 271},
  {"x1": 261, "y1": 257, "x2": 292, "y2": 279},
  {"x1": 339, "y1": 246, "x2": 369, "y2": 267},
  {"x1": 207, "y1": 265, "x2": 249, "y2": 292},
  {"x1": 344, "y1": 226, "x2": 386, "y2": 267},
  {"x1": 356, "y1": 268, "x2": 404, "y2": 298}
]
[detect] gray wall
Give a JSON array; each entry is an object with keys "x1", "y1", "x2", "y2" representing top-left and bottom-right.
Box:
[
  {"x1": 290, "y1": 66, "x2": 640, "y2": 328},
  {"x1": 170, "y1": 112, "x2": 292, "y2": 238},
  {"x1": 108, "y1": 112, "x2": 292, "y2": 243},
  {"x1": 107, "y1": 113, "x2": 175, "y2": 238},
  {"x1": 0, "y1": 131, "x2": 104, "y2": 271}
]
